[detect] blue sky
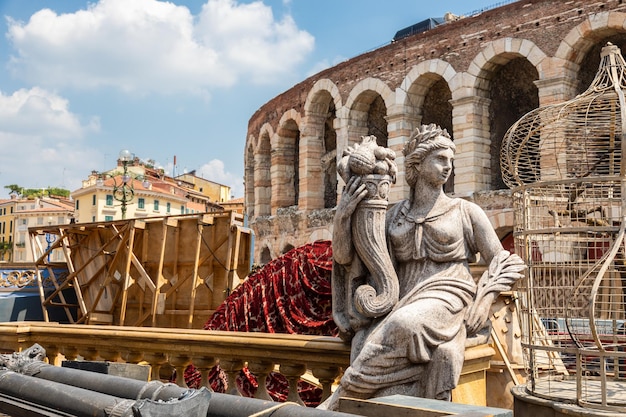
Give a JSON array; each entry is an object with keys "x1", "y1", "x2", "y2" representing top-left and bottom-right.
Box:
[{"x1": 0, "y1": 0, "x2": 497, "y2": 199}]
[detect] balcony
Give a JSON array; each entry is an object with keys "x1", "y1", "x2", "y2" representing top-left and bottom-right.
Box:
[{"x1": 0, "y1": 321, "x2": 494, "y2": 407}]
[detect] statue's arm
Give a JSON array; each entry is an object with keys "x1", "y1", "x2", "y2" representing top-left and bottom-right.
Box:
[
  {"x1": 465, "y1": 203, "x2": 525, "y2": 335},
  {"x1": 468, "y1": 203, "x2": 504, "y2": 265}
]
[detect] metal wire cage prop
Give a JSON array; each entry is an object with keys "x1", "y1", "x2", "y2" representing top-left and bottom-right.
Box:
[{"x1": 501, "y1": 43, "x2": 626, "y2": 412}]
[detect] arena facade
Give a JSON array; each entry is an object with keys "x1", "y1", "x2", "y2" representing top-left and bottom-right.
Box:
[{"x1": 245, "y1": 0, "x2": 626, "y2": 264}]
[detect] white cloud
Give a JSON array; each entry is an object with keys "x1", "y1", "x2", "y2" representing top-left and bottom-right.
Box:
[
  {"x1": 0, "y1": 88, "x2": 99, "y2": 195},
  {"x1": 0, "y1": 130, "x2": 100, "y2": 195},
  {"x1": 196, "y1": 0, "x2": 314, "y2": 84},
  {"x1": 7, "y1": 0, "x2": 315, "y2": 94},
  {"x1": 196, "y1": 159, "x2": 244, "y2": 198},
  {"x1": 0, "y1": 87, "x2": 99, "y2": 138}
]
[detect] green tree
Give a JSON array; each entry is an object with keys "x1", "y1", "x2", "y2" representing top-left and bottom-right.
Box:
[
  {"x1": 4, "y1": 184, "x2": 22, "y2": 197},
  {"x1": 22, "y1": 188, "x2": 44, "y2": 199},
  {"x1": 3, "y1": 185, "x2": 70, "y2": 199},
  {"x1": 0, "y1": 242, "x2": 12, "y2": 262},
  {"x1": 47, "y1": 187, "x2": 70, "y2": 198}
]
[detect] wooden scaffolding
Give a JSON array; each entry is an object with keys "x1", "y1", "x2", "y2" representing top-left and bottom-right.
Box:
[{"x1": 29, "y1": 211, "x2": 252, "y2": 328}]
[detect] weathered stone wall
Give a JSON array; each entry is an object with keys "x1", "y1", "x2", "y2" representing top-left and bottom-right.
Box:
[{"x1": 245, "y1": 0, "x2": 626, "y2": 263}]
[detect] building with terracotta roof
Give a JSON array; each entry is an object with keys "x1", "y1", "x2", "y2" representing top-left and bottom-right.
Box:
[
  {"x1": 221, "y1": 197, "x2": 244, "y2": 215},
  {"x1": 0, "y1": 196, "x2": 74, "y2": 263},
  {"x1": 72, "y1": 155, "x2": 225, "y2": 223},
  {"x1": 174, "y1": 170, "x2": 232, "y2": 203}
]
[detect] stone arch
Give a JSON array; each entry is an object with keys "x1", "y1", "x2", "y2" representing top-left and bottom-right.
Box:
[
  {"x1": 400, "y1": 60, "x2": 457, "y2": 193},
  {"x1": 259, "y1": 245, "x2": 272, "y2": 265},
  {"x1": 245, "y1": 137, "x2": 255, "y2": 218},
  {"x1": 555, "y1": 11, "x2": 626, "y2": 94},
  {"x1": 255, "y1": 123, "x2": 274, "y2": 216},
  {"x1": 467, "y1": 38, "x2": 545, "y2": 190},
  {"x1": 400, "y1": 59, "x2": 457, "y2": 132},
  {"x1": 344, "y1": 78, "x2": 394, "y2": 148},
  {"x1": 273, "y1": 110, "x2": 302, "y2": 210},
  {"x1": 303, "y1": 79, "x2": 342, "y2": 209},
  {"x1": 468, "y1": 38, "x2": 547, "y2": 98},
  {"x1": 282, "y1": 243, "x2": 295, "y2": 254},
  {"x1": 304, "y1": 79, "x2": 343, "y2": 114}
]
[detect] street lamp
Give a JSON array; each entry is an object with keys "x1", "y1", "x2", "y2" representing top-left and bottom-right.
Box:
[
  {"x1": 96, "y1": 150, "x2": 150, "y2": 220},
  {"x1": 45, "y1": 217, "x2": 55, "y2": 262},
  {"x1": 113, "y1": 149, "x2": 135, "y2": 220}
]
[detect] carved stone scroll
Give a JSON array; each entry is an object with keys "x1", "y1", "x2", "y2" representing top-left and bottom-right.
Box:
[{"x1": 338, "y1": 136, "x2": 399, "y2": 317}]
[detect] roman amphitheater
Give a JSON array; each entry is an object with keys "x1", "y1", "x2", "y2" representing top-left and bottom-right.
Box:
[{"x1": 244, "y1": 0, "x2": 626, "y2": 264}]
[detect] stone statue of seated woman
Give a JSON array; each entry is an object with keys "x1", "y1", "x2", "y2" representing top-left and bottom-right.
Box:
[{"x1": 320, "y1": 124, "x2": 525, "y2": 410}]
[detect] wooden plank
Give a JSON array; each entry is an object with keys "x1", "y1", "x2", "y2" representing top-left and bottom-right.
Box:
[
  {"x1": 118, "y1": 222, "x2": 138, "y2": 326},
  {"x1": 40, "y1": 231, "x2": 82, "y2": 323},
  {"x1": 150, "y1": 220, "x2": 169, "y2": 326},
  {"x1": 224, "y1": 220, "x2": 236, "y2": 301},
  {"x1": 187, "y1": 222, "x2": 204, "y2": 328},
  {"x1": 490, "y1": 327, "x2": 520, "y2": 385},
  {"x1": 57, "y1": 230, "x2": 80, "y2": 323},
  {"x1": 35, "y1": 265, "x2": 49, "y2": 322},
  {"x1": 170, "y1": 221, "x2": 181, "y2": 327}
]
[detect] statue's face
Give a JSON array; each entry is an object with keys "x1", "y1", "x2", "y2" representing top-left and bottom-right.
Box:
[{"x1": 418, "y1": 147, "x2": 454, "y2": 186}]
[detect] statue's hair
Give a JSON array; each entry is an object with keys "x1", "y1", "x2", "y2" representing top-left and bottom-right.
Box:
[{"x1": 404, "y1": 124, "x2": 455, "y2": 187}]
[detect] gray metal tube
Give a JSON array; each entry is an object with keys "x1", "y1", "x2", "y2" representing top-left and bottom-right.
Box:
[
  {"x1": 0, "y1": 369, "x2": 131, "y2": 417},
  {"x1": 34, "y1": 365, "x2": 364, "y2": 416},
  {"x1": 29, "y1": 362, "x2": 187, "y2": 401}
]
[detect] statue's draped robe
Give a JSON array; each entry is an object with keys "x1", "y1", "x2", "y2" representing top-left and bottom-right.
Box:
[{"x1": 340, "y1": 198, "x2": 478, "y2": 399}]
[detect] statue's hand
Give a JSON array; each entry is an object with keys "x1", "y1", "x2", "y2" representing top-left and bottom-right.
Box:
[
  {"x1": 337, "y1": 176, "x2": 367, "y2": 218},
  {"x1": 465, "y1": 250, "x2": 526, "y2": 336},
  {"x1": 465, "y1": 293, "x2": 495, "y2": 336}
]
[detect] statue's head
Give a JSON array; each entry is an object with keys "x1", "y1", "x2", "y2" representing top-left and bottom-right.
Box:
[{"x1": 403, "y1": 124, "x2": 455, "y2": 187}]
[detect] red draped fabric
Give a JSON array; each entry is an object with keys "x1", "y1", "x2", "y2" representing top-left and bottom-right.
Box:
[{"x1": 183, "y1": 240, "x2": 338, "y2": 407}]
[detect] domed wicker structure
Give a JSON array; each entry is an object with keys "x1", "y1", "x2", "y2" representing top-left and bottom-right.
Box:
[{"x1": 501, "y1": 42, "x2": 626, "y2": 411}]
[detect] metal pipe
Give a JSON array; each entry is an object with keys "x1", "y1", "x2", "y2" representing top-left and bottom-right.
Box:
[
  {"x1": 0, "y1": 369, "x2": 131, "y2": 417},
  {"x1": 35, "y1": 365, "x2": 363, "y2": 416},
  {"x1": 31, "y1": 362, "x2": 187, "y2": 401}
]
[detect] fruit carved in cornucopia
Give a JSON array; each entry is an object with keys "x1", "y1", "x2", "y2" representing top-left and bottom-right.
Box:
[{"x1": 338, "y1": 135, "x2": 397, "y2": 183}]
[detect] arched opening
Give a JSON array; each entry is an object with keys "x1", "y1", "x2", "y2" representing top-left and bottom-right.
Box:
[
  {"x1": 323, "y1": 100, "x2": 337, "y2": 208},
  {"x1": 256, "y1": 131, "x2": 272, "y2": 216},
  {"x1": 421, "y1": 78, "x2": 454, "y2": 193},
  {"x1": 275, "y1": 119, "x2": 300, "y2": 208},
  {"x1": 576, "y1": 34, "x2": 626, "y2": 94},
  {"x1": 245, "y1": 141, "x2": 255, "y2": 218},
  {"x1": 489, "y1": 57, "x2": 539, "y2": 190},
  {"x1": 259, "y1": 246, "x2": 272, "y2": 265},
  {"x1": 368, "y1": 95, "x2": 388, "y2": 147}
]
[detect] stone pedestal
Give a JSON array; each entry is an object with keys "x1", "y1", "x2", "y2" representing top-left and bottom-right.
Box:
[
  {"x1": 452, "y1": 344, "x2": 495, "y2": 407},
  {"x1": 338, "y1": 394, "x2": 512, "y2": 417}
]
